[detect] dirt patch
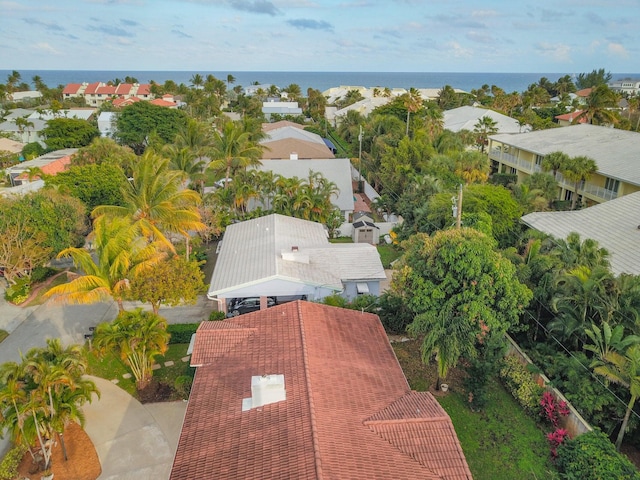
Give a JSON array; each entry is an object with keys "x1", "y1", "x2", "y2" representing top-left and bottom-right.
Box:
[
  {"x1": 16, "y1": 422, "x2": 101, "y2": 480},
  {"x1": 138, "y1": 379, "x2": 176, "y2": 404}
]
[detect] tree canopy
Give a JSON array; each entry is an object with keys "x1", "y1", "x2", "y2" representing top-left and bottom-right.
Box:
[
  {"x1": 393, "y1": 228, "x2": 532, "y2": 383},
  {"x1": 42, "y1": 118, "x2": 99, "y2": 150}
]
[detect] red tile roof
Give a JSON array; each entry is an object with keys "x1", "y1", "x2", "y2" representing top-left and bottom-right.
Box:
[
  {"x1": 96, "y1": 85, "x2": 117, "y2": 95},
  {"x1": 149, "y1": 98, "x2": 177, "y2": 107},
  {"x1": 170, "y1": 301, "x2": 471, "y2": 480},
  {"x1": 112, "y1": 97, "x2": 140, "y2": 108},
  {"x1": 15, "y1": 154, "x2": 72, "y2": 180},
  {"x1": 576, "y1": 88, "x2": 593, "y2": 97},
  {"x1": 115, "y1": 83, "x2": 132, "y2": 95},
  {"x1": 62, "y1": 83, "x2": 82, "y2": 95},
  {"x1": 136, "y1": 84, "x2": 151, "y2": 95},
  {"x1": 555, "y1": 110, "x2": 588, "y2": 124},
  {"x1": 83, "y1": 82, "x2": 102, "y2": 94}
]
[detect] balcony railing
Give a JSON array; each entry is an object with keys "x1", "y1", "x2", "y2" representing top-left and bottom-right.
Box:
[{"x1": 490, "y1": 148, "x2": 619, "y2": 202}]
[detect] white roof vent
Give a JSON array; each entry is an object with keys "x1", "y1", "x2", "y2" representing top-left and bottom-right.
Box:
[
  {"x1": 242, "y1": 374, "x2": 286, "y2": 411},
  {"x1": 290, "y1": 152, "x2": 298, "y2": 160}
]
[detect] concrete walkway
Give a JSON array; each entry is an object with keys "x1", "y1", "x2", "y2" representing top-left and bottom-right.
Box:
[{"x1": 83, "y1": 376, "x2": 187, "y2": 480}]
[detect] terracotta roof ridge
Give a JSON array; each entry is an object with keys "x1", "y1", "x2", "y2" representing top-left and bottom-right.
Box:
[
  {"x1": 297, "y1": 302, "x2": 325, "y2": 479},
  {"x1": 363, "y1": 415, "x2": 452, "y2": 426}
]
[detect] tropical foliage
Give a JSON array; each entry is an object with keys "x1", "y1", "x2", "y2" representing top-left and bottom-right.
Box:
[
  {"x1": 92, "y1": 309, "x2": 170, "y2": 390},
  {"x1": 0, "y1": 340, "x2": 98, "y2": 473}
]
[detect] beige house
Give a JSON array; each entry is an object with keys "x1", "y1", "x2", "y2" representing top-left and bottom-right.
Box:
[{"x1": 488, "y1": 124, "x2": 640, "y2": 207}]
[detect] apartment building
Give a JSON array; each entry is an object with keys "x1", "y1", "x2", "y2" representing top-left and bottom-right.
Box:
[
  {"x1": 62, "y1": 82, "x2": 152, "y2": 107},
  {"x1": 488, "y1": 124, "x2": 640, "y2": 207}
]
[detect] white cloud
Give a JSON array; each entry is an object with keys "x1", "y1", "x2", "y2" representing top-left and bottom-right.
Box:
[
  {"x1": 534, "y1": 41, "x2": 571, "y2": 62},
  {"x1": 445, "y1": 41, "x2": 472, "y2": 58},
  {"x1": 608, "y1": 42, "x2": 628, "y2": 57},
  {"x1": 33, "y1": 42, "x2": 61, "y2": 55}
]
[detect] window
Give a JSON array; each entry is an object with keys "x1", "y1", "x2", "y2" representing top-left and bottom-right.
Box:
[
  {"x1": 535, "y1": 155, "x2": 543, "y2": 166},
  {"x1": 509, "y1": 167, "x2": 517, "y2": 175},
  {"x1": 605, "y1": 177, "x2": 620, "y2": 193}
]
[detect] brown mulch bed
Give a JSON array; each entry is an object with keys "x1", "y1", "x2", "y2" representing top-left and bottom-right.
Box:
[
  {"x1": 138, "y1": 379, "x2": 176, "y2": 404},
  {"x1": 16, "y1": 423, "x2": 101, "y2": 480}
]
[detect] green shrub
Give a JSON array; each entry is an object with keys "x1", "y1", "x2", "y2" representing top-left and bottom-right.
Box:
[
  {"x1": 0, "y1": 444, "x2": 27, "y2": 480},
  {"x1": 174, "y1": 375, "x2": 193, "y2": 397},
  {"x1": 30, "y1": 266, "x2": 58, "y2": 284},
  {"x1": 556, "y1": 430, "x2": 640, "y2": 479},
  {"x1": 499, "y1": 355, "x2": 544, "y2": 414},
  {"x1": 167, "y1": 323, "x2": 200, "y2": 344},
  {"x1": 4, "y1": 277, "x2": 30, "y2": 304},
  {"x1": 209, "y1": 311, "x2": 226, "y2": 321},
  {"x1": 377, "y1": 292, "x2": 414, "y2": 334}
]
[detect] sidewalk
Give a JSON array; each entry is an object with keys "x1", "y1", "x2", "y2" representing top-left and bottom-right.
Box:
[{"x1": 83, "y1": 376, "x2": 187, "y2": 480}]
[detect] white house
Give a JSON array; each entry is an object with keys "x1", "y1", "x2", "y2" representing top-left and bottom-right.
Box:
[
  {"x1": 444, "y1": 105, "x2": 528, "y2": 133},
  {"x1": 207, "y1": 214, "x2": 386, "y2": 310}
]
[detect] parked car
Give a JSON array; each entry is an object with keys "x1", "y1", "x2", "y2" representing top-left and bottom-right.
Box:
[
  {"x1": 227, "y1": 297, "x2": 277, "y2": 317},
  {"x1": 214, "y1": 178, "x2": 232, "y2": 189}
]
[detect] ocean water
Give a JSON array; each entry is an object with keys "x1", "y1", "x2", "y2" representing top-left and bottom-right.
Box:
[{"x1": 2, "y1": 70, "x2": 639, "y2": 95}]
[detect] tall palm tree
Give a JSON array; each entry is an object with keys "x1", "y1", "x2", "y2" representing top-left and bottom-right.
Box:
[
  {"x1": 93, "y1": 308, "x2": 170, "y2": 390},
  {"x1": 473, "y1": 115, "x2": 499, "y2": 154},
  {"x1": 93, "y1": 150, "x2": 205, "y2": 250},
  {"x1": 45, "y1": 216, "x2": 167, "y2": 311},
  {"x1": 208, "y1": 121, "x2": 264, "y2": 188},
  {"x1": 189, "y1": 73, "x2": 204, "y2": 89},
  {"x1": 226, "y1": 74, "x2": 236, "y2": 88},
  {"x1": 560, "y1": 155, "x2": 598, "y2": 210},
  {"x1": 402, "y1": 87, "x2": 423, "y2": 137}
]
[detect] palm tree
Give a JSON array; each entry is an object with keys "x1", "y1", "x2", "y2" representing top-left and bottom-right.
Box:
[
  {"x1": 92, "y1": 308, "x2": 170, "y2": 390},
  {"x1": 549, "y1": 265, "x2": 615, "y2": 346},
  {"x1": 402, "y1": 87, "x2": 423, "y2": 137},
  {"x1": 548, "y1": 231, "x2": 610, "y2": 271},
  {"x1": 575, "y1": 84, "x2": 620, "y2": 125},
  {"x1": 93, "y1": 150, "x2": 205, "y2": 250},
  {"x1": 473, "y1": 115, "x2": 499, "y2": 153},
  {"x1": 411, "y1": 302, "x2": 477, "y2": 389},
  {"x1": 0, "y1": 362, "x2": 36, "y2": 461},
  {"x1": 208, "y1": 121, "x2": 264, "y2": 188},
  {"x1": 189, "y1": 73, "x2": 204, "y2": 89},
  {"x1": 589, "y1": 344, "x2": 640, "y2": 450},
  {"x1": 560, "y1": 155, "x2": 598, "y2": 210},
  {"x1": 281, "y1": 83, "x2": 302, "y2": 101},
  {"x1": 226, "y1": 74, "x2": 236, "y2": 88},
  {"x1": 45, "y1": 216, "x2": 167, "y2": 311}
]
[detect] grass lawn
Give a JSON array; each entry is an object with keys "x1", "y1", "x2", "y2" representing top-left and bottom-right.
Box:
[
  {"x1": 377, "y1": 244, "x2": 402, "y2": 268},
  {"x1": 393, "y1": 339, "x2": 558, "y2": 480},
  {"x1": 24, "y1": 274, "x2": 69, "y2": 306},
  {"x1": 329, "y1": 237, "x2": 354, "y2": 243},
  {"x1": 86, "y1": 343, "x2": 193, "y2": 399}
]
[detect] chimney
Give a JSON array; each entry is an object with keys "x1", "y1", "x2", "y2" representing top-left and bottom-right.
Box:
[
  {"x1": 242, "y1": 374, "x2": 286, "y2": 411},
  {"x1": 290, "y1": 152, "x2": 298, "y2": 160}
]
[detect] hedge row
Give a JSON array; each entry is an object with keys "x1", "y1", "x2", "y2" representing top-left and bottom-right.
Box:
[{"x1": 167, "y1": 323, "x2": 200, "y2": 344}]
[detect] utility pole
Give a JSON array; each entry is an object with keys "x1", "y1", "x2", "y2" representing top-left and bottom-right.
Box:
[
  {"x1": 358, "y1": 125, "x2": 363, "y2": 192},
  {"x1": 456, "y1": 184, "x2": 463, "y2": 229}
]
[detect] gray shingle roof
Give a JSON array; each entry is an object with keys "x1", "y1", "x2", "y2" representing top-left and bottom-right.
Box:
[
  {"x1": 490, "y1": 124, "x2": 640, "y2": 186},
  {"x1": 208, "y1": 214, "x2": 385, "y2": 297},
  {"x1": 521, "y1": 191, "x2": 640, "y2": 276}
]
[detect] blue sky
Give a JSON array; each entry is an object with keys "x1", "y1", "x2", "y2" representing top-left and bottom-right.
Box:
[{"x1": 1, "y1": 0, "x2": 638, "y2": 72}]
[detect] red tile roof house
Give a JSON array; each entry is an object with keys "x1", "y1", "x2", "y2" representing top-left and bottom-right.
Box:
[{"x1": 169, "y1": 301, "x2": 472, "y2": 480}]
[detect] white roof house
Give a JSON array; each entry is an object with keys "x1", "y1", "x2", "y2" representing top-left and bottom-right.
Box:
[
  {"x1": 522, "y1": 191, "x2": 640, "y2": 276},
  {"x1": 97, "y1": 112, "x2": 117, "y2": 137},
  {"x1": 254, "y1": 158, "x2": 354, "y2": 217},
  {"x1": 444, "y1": 106, "x2": 528, "y2": 133},
  {"x1": 207, "y1": 214, "x2": 386, "y2": 303}
]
